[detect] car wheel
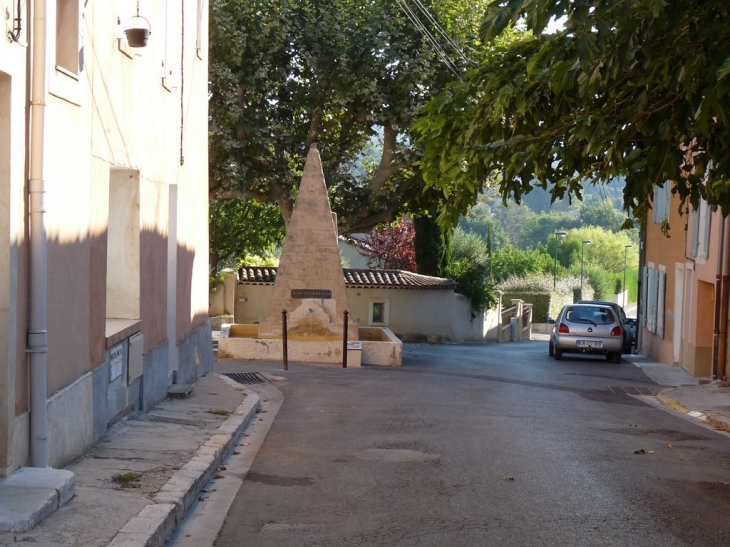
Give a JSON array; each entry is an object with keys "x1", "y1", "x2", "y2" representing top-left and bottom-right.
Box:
[
  {"x1": 549, "y1": 340, "x2": 554, "y2": 357},
  {"x1": 611, "y1": 352, "x2": 622, "y2": 364},
  {"x1": 554, "y1": 347, "x2": 563, "y2": 360}
]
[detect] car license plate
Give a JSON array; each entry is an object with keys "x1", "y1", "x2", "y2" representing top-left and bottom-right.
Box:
[{"x1": 577, "y1": 340, "x2": 602, "y2": 348}]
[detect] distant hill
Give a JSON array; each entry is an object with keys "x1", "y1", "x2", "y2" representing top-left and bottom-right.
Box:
[{"x1": 521, "y1": 178, "x2": 626, "y2": 213}]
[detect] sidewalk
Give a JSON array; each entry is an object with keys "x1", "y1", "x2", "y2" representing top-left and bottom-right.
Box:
[
  {"x1": 0, "y1": 370, "x2": 267, "y2": 547},
  {"x1": 624, "y1": 354, "x2": 730, "y2": 432}
]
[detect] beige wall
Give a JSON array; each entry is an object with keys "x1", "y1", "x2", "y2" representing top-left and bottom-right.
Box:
[
  {"x1": 642, "y1": 186, "x2": 726, "y2": 375},
  {"x1": 0, "y1": 0, "x2": 209, "y2": 475},
  {"x1": 233, "y1": 284, "x2": 490, "y2": 342},
  {"x1": 641, "y1": 190, "x2": 685, "y2": 364},
  {"x1": 0, "y1": 0, "x2": 30, "y2": 475}
]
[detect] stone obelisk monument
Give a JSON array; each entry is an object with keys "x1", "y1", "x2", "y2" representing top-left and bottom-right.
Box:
[{"x1": 257, "y1": 144, "x2": 357, "y2": 340}]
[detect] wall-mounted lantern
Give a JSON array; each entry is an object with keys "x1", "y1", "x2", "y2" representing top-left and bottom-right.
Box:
[{"x1": 124, "y1": 1, "x2": 151, "y2": 48}]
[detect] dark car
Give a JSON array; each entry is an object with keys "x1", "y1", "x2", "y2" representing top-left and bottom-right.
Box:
[{"x1": 577, "y1": 300, "x2": 633, "y2": 354}]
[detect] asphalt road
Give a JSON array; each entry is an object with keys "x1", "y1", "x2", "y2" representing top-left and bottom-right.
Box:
[{"x1": 213, "y1": 341, "x2": 730, "y2": 546}]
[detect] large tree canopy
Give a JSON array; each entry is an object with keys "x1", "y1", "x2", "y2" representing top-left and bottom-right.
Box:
[
  {"x1": 414, "y1": 0, "x2": 730, "y2": 229},
  {"x1": 210, "y1": 0, "x2": 487, "y2": 234}
]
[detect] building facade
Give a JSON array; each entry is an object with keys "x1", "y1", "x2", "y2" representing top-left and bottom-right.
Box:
[
  {"x1": 639, "y1": 181, "x2": 729, "y2": 379},
  {"x1": 0, "y1": 0, "x2": 211, "y2": 476}
]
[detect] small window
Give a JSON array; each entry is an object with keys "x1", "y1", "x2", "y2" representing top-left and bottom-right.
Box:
[
  {"x1": 56, "y1": 0, "x2": 80, "y2": 75},
  {"x1": 372, "y1": 303, "x2": 384, "y2": 323},
  {"x1": 368, "y1": 299, "x2": 389, "y2": 326}
]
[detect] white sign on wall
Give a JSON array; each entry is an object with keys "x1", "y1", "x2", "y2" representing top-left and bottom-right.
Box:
[{"x1": 110, "y1": 344, "x2": 124, "y2": 382}]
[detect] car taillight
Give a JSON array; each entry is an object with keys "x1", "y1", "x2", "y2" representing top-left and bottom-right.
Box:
[
  {"x1": 558, "y1": 323, "x2": 570, "y2": 334},
  {"x1": 611, "y1": 326, "x2": 622, "y2": 337}
]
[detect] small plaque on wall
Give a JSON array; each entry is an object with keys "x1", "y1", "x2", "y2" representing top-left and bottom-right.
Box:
[
  {"x1": 110, "y1": 344, "x2": 123, "y2": 382},
  {"x1": 291, "y1": 289, "x2": 332, "y2": 299}
]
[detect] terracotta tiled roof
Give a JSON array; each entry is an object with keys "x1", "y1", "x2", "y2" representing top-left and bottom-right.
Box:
[
  {"x1": 239, "y1": 267, "x2": 278, "y2": 284},
  {"x1": 238, "y1": 266, "x2": 456, "y2": 290},
  {"x1": 343, "y1": 269, "x2": 456, "y2": 289}
]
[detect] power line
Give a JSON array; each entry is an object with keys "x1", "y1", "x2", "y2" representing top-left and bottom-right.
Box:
[
  {"x1": 394, "y1": 0, "x2": 462, "y2": 79},
  {"x1": 409, "y1": 0, "x2": 471, "y2": 65}
]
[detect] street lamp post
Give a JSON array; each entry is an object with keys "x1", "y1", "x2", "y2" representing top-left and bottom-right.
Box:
[
  {"x1": 581, "y1": 240, "x2": 592, "y2": 291},
  {"x1": 623, "y1": 244, "x2": 633, "y2": 307},
  {"x1": 553, "y1": 231, "x2": 568, "y2": 289}
]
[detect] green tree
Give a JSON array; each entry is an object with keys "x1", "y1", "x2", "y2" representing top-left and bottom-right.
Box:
[
  {"x1": 209, "y1": 199, "x2": 285, "y2": 272},
  {"x1": 489, "y1": 201, "x2": 534, "y2": 247},
  {"x1": 490, "y1": 246, "x2": 553, "y2": 282},
  {"x1": 562, "y1": 227, "x2": 639, "y2": 274},
  {"x1": 444, "y1": 228, "x2": 496, "y2": 310},
  {"x1": 414, "y1": 215, "x2": 451, "y2": 277},
  {"x1": 414, "y1": 0, "x2": 730, "y2": 228},
  {"x1": 518, "y1": 211, "x2": 580, "y2": 248},
  {"x1": 458, "y1": 204, "x2": 509, "y2": 249},
  {"x1": 209, "y1": 0, "x2": 489, "y2": 234},
  {"x1": 580, "y1": 199, "x2": 627, "y2": 233}
]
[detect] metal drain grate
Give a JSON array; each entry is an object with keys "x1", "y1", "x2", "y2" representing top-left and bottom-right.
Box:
[
  {"x1": 147, "y1": 415, "x2": 209, "y2": 427},
  {"x1": 261, "y1": 523, "x2": 323, "y2": 534},
  {"x1": 608, "y1": 386, "x2": 657, "y2": 396},
  {"x1": 222, "y1": 372, "x2": 268, "y2": 385}
]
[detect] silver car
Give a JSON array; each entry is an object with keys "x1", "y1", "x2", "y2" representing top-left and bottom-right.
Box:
[{"x1": 549, "y1": 303, "x2": 624, "y2": 363}]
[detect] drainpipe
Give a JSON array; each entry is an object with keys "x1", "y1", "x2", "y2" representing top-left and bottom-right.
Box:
[
  {"x1": 717, "y1": 217, "x2": 730, "y2": 382},
  {"x1": 712, "y1": 216, "x2": 727, "y2": 380},
  {"x1": 27, "y1": 0, "x2": 49, "y2": 468},
  {"x1": 635, "y1": 214, "x2": 647, "y2": 354}
]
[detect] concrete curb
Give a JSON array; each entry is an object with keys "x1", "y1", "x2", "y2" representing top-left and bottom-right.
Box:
[
  {"x1": 0, "y1": 467, "x2": 75, "y2": 533},
  {"x1": 106, "y1": 388, "x2": 261, "y2": 547},
  {"x1": 656, "y1": 392, "x2": 730, "y2": 432}
]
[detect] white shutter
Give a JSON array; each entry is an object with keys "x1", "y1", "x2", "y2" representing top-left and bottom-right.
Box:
[
  {"x1": 700, "y1": 202, "x2": 712, "y2": 259},
  {"x1": 641, "y1": 266, "x2": 649, "y2": 328},
  {"x1": 656, "y1": 270, "x2": 666, "y2": 339},
  {"x1": 162, "y1": 0, "x2": 180, "y2": 90},
  {"x1": 648, "y1": 268, "x2": 657, "y2": 333},
  {"x1": 691, "y1": 206, "x2": 701, "y2": 256}
]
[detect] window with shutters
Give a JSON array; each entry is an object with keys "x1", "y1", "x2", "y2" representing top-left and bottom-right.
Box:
[
  {"x1": 196, "y1": 0, "x2": 205, "y2": 59},
  {"x1": 116, "y1": 0, "x2": 135, "y2": 59},
  {"x1": 647, "y1": 266, "x2": 658, "y2": 334},
  {"x1": 56, "y1": 0, "x2": 80, "y2": 76},
  {"x1": 656, "y1": 267, "x2": 666, "y2": 339},
  {"x1": 698, "y1": 201, "x2": 712, "y2": 259},
  {"x1": 653, "y1": 183, "x2": 670, "y2": 224},
  {"x1": 162, "y1": 0, "x2": 180, "y2": 91},
  {"x1": 642, "y1": 265, "x2": 665, "y2": 336},
  {"x1": 690, "y1": 205, "x2": 701, "y2": 256}
]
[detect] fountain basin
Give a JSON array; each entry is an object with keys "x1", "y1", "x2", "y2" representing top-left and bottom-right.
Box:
[{"x1": 218, "y1": 325, "x2": 402, "y2": 367}]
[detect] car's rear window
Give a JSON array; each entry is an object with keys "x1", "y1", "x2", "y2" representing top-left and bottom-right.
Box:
[{"x1": 565, "y1": 306, "x2": 615, "y2": 325}]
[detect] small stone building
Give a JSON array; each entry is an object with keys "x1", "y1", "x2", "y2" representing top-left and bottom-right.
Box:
[{"x1": 233, "y1": 267, "x2": 490, "y2": 343}]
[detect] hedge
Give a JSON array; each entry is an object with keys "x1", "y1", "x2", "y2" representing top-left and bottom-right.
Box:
[{"x1": 502, "y1": 291, "x2": 574, "y2": 323}]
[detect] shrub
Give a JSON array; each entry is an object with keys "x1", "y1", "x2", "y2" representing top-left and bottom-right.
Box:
[
  {"x1": 491, "y1": 246, "x2": 553, "y2": 281},
  {"x1": 583, "y1": 265, "x2": 615, "y2": 300},
  {"x1": 499, "y1": 273, "x2": 582, "y2": 321},
  {"x1": 445, "y1": 259, "x2": 496, "y2": 311},
  {"x1": 625, "y1": 269, "x2": 639, "y2": 303}
]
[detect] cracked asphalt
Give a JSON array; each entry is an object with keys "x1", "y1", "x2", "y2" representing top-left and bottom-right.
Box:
[{"x1": 213, "y1": 341, "x2": 730, "y2": 546}]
